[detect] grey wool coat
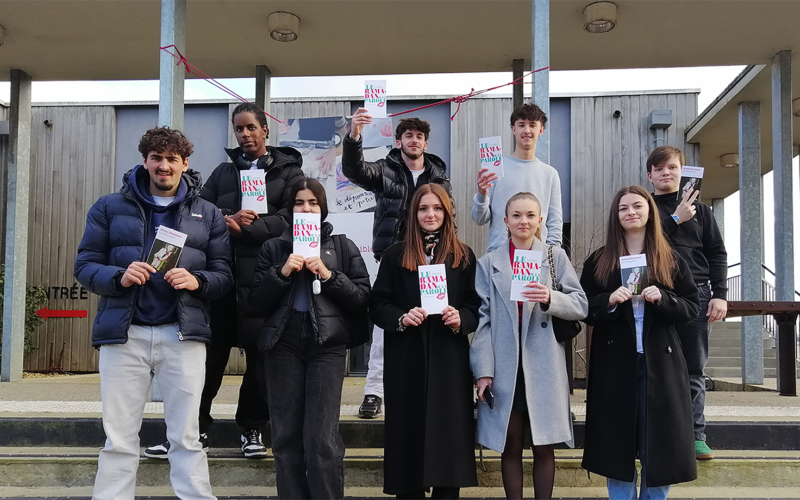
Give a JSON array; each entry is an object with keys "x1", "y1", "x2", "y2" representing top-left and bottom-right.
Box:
[{"x1": 470, "y1": 238, "x2": 588, "y2": 452}]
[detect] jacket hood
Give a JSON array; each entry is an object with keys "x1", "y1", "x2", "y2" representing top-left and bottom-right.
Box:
[
  {"x1": 121, "y1": 165, "x2": 202, "y2": 208},
  {"x1": 225, "y1": 146, "x2": 304, "y2": 171},
  {"x1": 385, "y1": 148, "x2": 448, "y2": 173}
]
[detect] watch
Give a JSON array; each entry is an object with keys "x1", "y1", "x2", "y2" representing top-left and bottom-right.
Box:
[{"x1": 671, "y1": 214, "x2": 681, "y2": 224}]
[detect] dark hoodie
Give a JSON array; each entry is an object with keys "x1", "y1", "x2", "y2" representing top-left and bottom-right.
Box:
[{"x1": 128, "y1": 165, "x2": 188, "y2": 326}]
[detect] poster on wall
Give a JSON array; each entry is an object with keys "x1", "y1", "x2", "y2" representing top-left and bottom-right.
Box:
[{"x1": 279, "y1": 116, "x2": 394, "y2": 215}]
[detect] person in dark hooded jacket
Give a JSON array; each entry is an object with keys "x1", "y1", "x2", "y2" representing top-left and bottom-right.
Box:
[
  {"x1": 144, "y1": 102, "x2": 304, "y2": 460},
  {"x1": 74, "y1": 127, "x2": 232, "y2": 500},
  {"x1": 250, "y1": 178, "x2": 371, "y2": 499}
]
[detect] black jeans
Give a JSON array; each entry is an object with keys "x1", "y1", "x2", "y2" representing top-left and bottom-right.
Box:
[
  {"x1": 266, "y1": 311, "x2": 347, "y2": 500},
  {"x1": 676, "y1": 283, "x2": 712, "y2": 441}
]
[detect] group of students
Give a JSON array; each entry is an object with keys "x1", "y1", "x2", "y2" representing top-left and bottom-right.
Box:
[{"x1": 74, "y1": 101, "x2": 727, "y2": 500}]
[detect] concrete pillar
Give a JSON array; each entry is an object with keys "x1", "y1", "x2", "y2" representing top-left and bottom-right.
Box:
[
  {"x1": 771, "y1": 50, "x2": 794, "y2": 301},
  {"x1": 712, "y1": 198, "x2": 725, "y2": 239},
  {"x1": 738, "y1": 101, "x2": 764, "y2": 385},
  {"x1": 531, "y1": 0, "x2": 550, "y2": 164},
  {"x1": 512, "y1": 59, "x2": 524, "y2": 111},
  {"x1": 158, "y1": 0, "x2": 186, "y2": 129},
  {"x1": 1, "y1": 69, "x2": 32, "y2": 382},
  {"x1": 255, "y1": 65, "x2": 272, "y2": 117}
]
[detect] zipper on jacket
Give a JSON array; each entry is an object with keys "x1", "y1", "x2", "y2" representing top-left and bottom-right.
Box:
[{"x1": 177, "y1": 331, "x2": 184, "y2": 340}]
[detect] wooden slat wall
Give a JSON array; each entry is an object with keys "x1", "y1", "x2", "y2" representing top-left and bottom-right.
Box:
[
  {"x1": 449, "y1": 97, "x2": 516, "y2": 258},
  {"x1": 570, "y1": 92, "x2": 699, "y2": 271},
  {"x1": 24, "y1": 106, "x2": 115, "y2": 372}
]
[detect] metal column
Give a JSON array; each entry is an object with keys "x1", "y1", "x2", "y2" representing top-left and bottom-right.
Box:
[
  {"x1": 771, "y1": 50, "x2": 794, "y2": 301},
  {"x1": 531, "y1": 0, "x2": 550, "y2": 164},
  {"x1": 1, "y1": 69, "x2": 32, "y2": 382},
  {"x1": 512, "y1": 59, "x2": 524, "y2": 111},
  {"x1": 255, "y1": 65, "x2": 272, "y2": 117},
  {"x1": 711, "y1": 198, "x2": 725, "y2": 239},
  {"x1": 159, "y1": 0, "x2": 186, "y2": 129},
  {"x1": 738, "y1": 101, "x2": 764, "y2": 385}
]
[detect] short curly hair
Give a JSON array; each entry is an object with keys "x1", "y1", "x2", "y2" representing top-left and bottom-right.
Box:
[
  {"x1": 510, "y1": 103, "x2": 547, "y2": 128},
  {"x1": 137, "y1": 127, "x2": 194, "y2": 159}
]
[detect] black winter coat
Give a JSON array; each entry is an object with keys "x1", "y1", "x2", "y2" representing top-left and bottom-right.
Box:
[
  {"x1": 342, "y1": 135, "x2": 453, "y2": 261},
  {"x1": 200, "y1": 146, "x2": 304, "y2": 347},
  {"x1": 580, "y1": 249, "x2": 700, "y2": 487},
  {"x1": 74, "y1": 168, "x2": 233, "y2": 347},
  {"x1": 249, "y1": 222, "x2": 371, "y2": 351},
  {"x1": 369, "y1": 242, "x2": 480, "y2": 495}
]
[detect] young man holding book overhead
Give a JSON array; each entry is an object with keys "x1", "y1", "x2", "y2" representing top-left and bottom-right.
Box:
[
  {"x1": 74, "y1": 127, "x2": 233, "y2": 500},
  {"x1": 647, "y1": 145, "x2": 728, "y2": 460}
]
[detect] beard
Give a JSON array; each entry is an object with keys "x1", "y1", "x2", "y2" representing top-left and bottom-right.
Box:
[{"x1": 401, "y1": 145, "x2": 424, "y2": 160}]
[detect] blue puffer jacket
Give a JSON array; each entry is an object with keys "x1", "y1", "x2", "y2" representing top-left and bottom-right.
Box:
[{"x1": 74, "y1": 166, "x2": 234, "y2": 347}]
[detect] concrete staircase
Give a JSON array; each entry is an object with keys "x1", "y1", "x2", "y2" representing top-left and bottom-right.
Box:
[{"x1": 706, "y1": 321, "x2": 778, "y2": 378}]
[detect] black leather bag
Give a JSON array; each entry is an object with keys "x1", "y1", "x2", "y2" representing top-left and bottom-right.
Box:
[
  {"x1": 547, "y1": 245, "x2": 582, "y2": 343},
  {"x1": 332, "y1": 234, "x2": 372, "y2": 349}
]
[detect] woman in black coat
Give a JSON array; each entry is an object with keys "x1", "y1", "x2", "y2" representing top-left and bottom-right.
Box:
[
  {"x1": 370, "y1": 183, "x2": 480, "y2": 499},
  {"x1": 249, "y1": 178, "x2": 371, "y2": 500},
  {"x1": 580, "y1": 185, "x2": 700, "y2": 499}
]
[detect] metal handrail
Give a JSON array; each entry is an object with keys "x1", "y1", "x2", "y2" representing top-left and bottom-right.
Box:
[{"x1": 727, "y1": 262, "x2": 800, "y2": 300}]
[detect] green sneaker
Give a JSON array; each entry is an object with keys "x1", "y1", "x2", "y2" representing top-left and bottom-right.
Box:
[{"x1": 695, "y1": 440, "x2": 714, "y2": 460}]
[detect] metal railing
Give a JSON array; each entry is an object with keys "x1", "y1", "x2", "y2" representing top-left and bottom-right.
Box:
[{"x1": 726, "y1": 263, "x2": 800, "y2": 364}]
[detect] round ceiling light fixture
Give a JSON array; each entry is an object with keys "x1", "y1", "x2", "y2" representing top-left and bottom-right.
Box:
[
  {"x1": 792, "y1": 97, "x2": 800, "y2": 117},
  {"x1": 269, "y1": 12, "x2": 300, "y2": 42},
  {"x1": 720, "y1": 153, "x2": 739, "y2": 169},
  {"x1": 583, "y1": 2, "x2": 617, "y2": 34}
]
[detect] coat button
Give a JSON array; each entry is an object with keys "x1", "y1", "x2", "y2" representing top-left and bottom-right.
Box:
[
  {"x1": 667, "y1": 346, "x2": 673, "y2": 353},
  {"x1": 608, "y1": 339, "x2": 614, "y2": 345},
  {"x1": 541, "y1": 322, "x2": 548, "y2": 328}
]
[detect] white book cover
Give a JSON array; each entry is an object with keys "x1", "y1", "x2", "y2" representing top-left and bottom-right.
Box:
[
  {"x1": 293, "y1": 213, "x2": 322, "y2": 259},
  {"x1": 478, "y1": 136, "x2": 504, "y2": 177},
  {"x1": 240, "y1": 169, "x2": 268, "y2": 214},
  {"x1": 147, "y1": 226, "x2": 188, "y2": 273},
  {"x1": 620, "y1": 254, "x2": 648, "y2": 295},
  {"x1": 510, "y1": 249, "x2": 542, "y2": 301},
  {"x1": 677, "y1": 165, "x2": 704, "y2": 200},
  {"x1": 418, "y1": 264, "x2": 448, "y2": 315},
  {"x1": 364, "y1": 80, "x2": 387, "y2": 118}
]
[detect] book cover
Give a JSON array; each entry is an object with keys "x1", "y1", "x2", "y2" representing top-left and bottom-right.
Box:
[
  {"x1": 418, "y1": 264, "x2": 448, "y2": 314},
  {"x1": 147, "y1": 226, "x2": 188, "y2": 273},
  {"x1": 240, "y1": 169, "x2": 268, "y2": 214},
  {"x1": 677, "y1": 165, "x2": 704, "y2": 200},
  {"x1": 479, "y1": 136, "x2": 504, "y2": 177},
  {"x1": 510, "y1": 249, "x2": 542, "y2": 301},
  {"x1": 364, "y1": 80, "x2": 387, "y2": 119},
  {"x1": 620, "y1": 254, "x2": 648, "y2": 295},
  {"x1": 293, "y1": 213, "x2": 322, "y2": 258}
]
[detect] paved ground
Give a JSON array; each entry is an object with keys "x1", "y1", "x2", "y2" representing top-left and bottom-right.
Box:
[{"x1": 1, "y1": 373, "x2": 799, "y2": 420}]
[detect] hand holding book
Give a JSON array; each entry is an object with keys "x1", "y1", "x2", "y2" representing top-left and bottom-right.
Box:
[
  {"x1": 164, "y1": 268, "x2": 200, "y2": 291},
  {"x1": 673, "y1": 189, "x2": 699, "y2": 224}
]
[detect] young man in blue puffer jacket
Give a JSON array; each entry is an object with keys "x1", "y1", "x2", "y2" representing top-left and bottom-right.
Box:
[{"x1": 74, "y1": 127, "x2": 233, "y2": 500}]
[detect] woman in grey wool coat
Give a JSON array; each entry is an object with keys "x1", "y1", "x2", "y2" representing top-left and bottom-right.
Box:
[{"x1": 470, "y1": 192, "x2": 588, "y2": 500}]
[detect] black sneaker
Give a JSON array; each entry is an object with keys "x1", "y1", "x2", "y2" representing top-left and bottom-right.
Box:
[
  {"x1": 143, "y1": 433, "x2": 209, "y2": 459},
  {"x1": 241, "y1": 429, "x2": 268, "y2": 459},
  {"x1": 358, "y1": 395, "x2": 382, "y2": 419}
]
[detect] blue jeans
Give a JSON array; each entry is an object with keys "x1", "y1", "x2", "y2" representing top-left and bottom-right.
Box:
[
  {"x1": 606, "y1": 354, "x2": 670, "y2": 500},
  {"x1": 676, "y1": 283, "x2": 712, "y2": 441},
  {"x1": 265, "y1": 311, "x2": 347, "y2": 500}
]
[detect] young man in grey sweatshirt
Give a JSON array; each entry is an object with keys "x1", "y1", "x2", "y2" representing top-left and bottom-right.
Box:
[{"x1": 472, "y1": 104, "x2": 563, "y2": 250}]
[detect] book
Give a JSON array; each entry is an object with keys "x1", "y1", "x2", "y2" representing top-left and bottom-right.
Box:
[
  {"x1": 677, "y1": 166, "x2": 704, "y2": 200},
  {"x1": 240, "y1": 169, "x2": 268, "y2": 214},
  {"x1": 147, "y1": 226, "x2": 188, "y2": 273},
  {"x1": 293, "y1": 213, "x2": 322, "y2": 258},
  {"x1": 418, "y1": 264, "x2": 448, "y2": 314},
  {"x1": 510, "y1": 249, "x2": 542, "y2": 301},
  {"x1": 478, "y1": 136, "x2": 504, "y2": 177},
  {"x1": 364, "y1": 80, "x2": 387, "y2": 119},
  {"x1": 620, "y1": 254, "x2": 648, "y2": 295}
]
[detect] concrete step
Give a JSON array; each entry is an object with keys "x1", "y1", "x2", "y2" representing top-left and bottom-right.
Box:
[
  {"x1": 707, "y1": 367, "x2": 778, "y2": 378},
  {"x1": 3, "y1": 485, "x2": 800, "y2": 499},
  {"x1": 709, "y1": 323, "x2": 770, "y2": 340},
  {"x1": 709, "y1": 338, "x2": 773, "y2": 349},
  {"x1": 707, "y1": 356, "x2": 777, "y2": 368},
  {"x1": 708, "y1": 347, "x2": 776, "y2": 358},
  {"x1": 0, "y1": 448, "x2": 798, "y2": 491}
]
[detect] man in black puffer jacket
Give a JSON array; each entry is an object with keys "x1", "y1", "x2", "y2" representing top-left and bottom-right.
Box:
[
  {"x1": 144, "y1": 103, "x2": 304, "y2": 460},
  {"x1": 342, "y1": 108, "x2": 454, "y2": 419},
  {"x1": 74, "y1": 127, "x2": 232, "y2": 500}
]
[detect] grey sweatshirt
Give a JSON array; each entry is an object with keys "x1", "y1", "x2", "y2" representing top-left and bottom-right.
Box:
[{"x1": 471, "y1": 156, "x2": 563, "y2": 251}]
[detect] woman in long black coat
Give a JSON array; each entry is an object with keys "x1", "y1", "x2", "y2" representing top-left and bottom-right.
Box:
[
  {"x1": 370, "y1": 183, "x2": 480, "y2": 499},
  {"x1": 580, "y1": 185, "x2": 700, "y2": 499}
]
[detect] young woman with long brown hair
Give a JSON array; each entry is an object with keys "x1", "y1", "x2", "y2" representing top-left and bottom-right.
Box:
[
  {"x1": 370, "y1": 183, "x2": 480, "y2": 499},
  {"x1": 580, "y1": 185, "x2": 700, "y2": 499}
]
